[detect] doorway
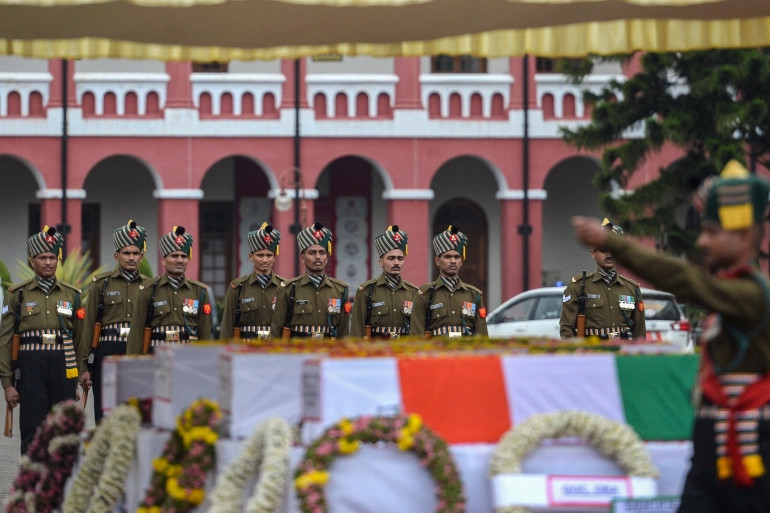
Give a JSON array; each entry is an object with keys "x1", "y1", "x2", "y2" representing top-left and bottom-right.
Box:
[{"x1": 432, "y1": 198, "x2": 488, "y2": 293}]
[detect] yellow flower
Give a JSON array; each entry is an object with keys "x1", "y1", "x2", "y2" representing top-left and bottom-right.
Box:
[
  {"x1": 182, "y1": 426, "x2": 219, "y2": 447},
  {"x1": 338, "y1": 437, "x2": 360, "y2": 455},
  {"x1": 338, "y1": 417, "x2": 354, "y2": 436},
  {"x1": 406, "y1": 413, "x2": 422, "y2": 434},
  {"x1": 294, "y1": 470, "x2": 330, "y2": 490},
  {"x1": 166, "y1": 477, "x2": 205, "y2": 505},
  {"x1": 152, "y1": 457, "x2": 168, "y2": 473},
  {"x1": 136, "y1": 507, "x2": 162, "y2": 513},
  {"x1": 397, "y1": 430, "x2": 414, "y2": 451}
]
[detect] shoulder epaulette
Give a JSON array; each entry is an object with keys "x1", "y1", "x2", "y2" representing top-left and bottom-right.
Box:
[
  {"x1": 230, "y1": 275, "x2": 250, "y2": 288},
  {"x1": 328, "y1": 276, "x2": 349, "y2": 290},
  {"x1": 139, "y1": 276, "x2": 161, "y2": 290},
  {"x1": 188, "y1": 279, "x2": 208, "y2": 290},
  {"x1": 273, "y1": 274, "x2": 288, "y2": 284},
  {"x1": 571, "y1": 272, "x2": 594, "y2": 283},
  {"x1": 357, "y1": 278, "x2": 376, "y2": 291},
  {"x1": 417, "y1": 282, "x2": 436, "y2": 295},
  {"x1": 59, "y1": 281, "x2": 82, "y2": 294},
  {"x1": 403, "y1": 280, "x2": 419, "y2": 290},
  {"x1": 280, "y1": 276, "x2": 302, "y2": 288},
  {"x1": 8, "y1": 279, "x2": 33, "y2": 292},
  {"x1": 617, "y1": 274, "x2": 640, "y2": 287},
  {"x1": 139, "y1": 273, "x2": 150, "y2": 281},
  {"x1": 92, "y1": 270, "x2": 113, "y2": 282},
  {"x1": 465, "y1": 283, "x2": 483, "y2": 295}
]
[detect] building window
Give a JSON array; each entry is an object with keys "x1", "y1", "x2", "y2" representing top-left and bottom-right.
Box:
[
  {"x1": 431, "y1": 55, "x2": 487, "y2": 73},
  {"x1": 192, "y1": 61, "x2": 229, "y2": 73},
  {"x1": 535, "y1": 57, "x2": 583, "y2": 73}
]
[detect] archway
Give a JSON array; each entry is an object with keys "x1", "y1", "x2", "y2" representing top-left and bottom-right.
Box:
[{"x1": 0, "y1": 155, "x2": 42, "y2": 283}]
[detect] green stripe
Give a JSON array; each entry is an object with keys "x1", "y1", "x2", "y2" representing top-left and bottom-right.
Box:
[{"x1": 616, "y1": 354, "x2": 700, "y2": 440}]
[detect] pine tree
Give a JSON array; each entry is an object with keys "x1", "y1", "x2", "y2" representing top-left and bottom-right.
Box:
[{"x1": 560, "y1": 49, "x2": 770, "y2": 257}]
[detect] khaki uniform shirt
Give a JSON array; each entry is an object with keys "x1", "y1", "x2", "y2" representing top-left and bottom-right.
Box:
[
  {"x1": 126, "y1": 275, "x2": 213, "y2": 354},
  {"x1": 607, "y1": 235, "x2": 770, "y2": 373},
  {"x1": 79, "y1": 268, "x2": 147, "y2": 349},
  {"x1": 411, "y1": 278, "x2": 488, "y2": 337},
  {"x1": 0, "y1": 279, "x2": 85, "y2": 388},
  {"x1": 560, "y1": 270, "x2": 646, "y2": 340},
  {"x1": 350, "y1": 274, "x2": 418, "y2": 338},
  {"x1": 220, "y1": 272, "x2": 286, "y2": 339},
  {"x1": 270, "y1": 274, "x2": 350, "y2": 339}
]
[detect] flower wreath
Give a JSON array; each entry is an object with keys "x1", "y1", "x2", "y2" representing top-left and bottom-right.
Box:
[
  {"x1": 136, "y1": 398, "x2": 222, "y2": 513},
  {"x1": 294, "y1": 414, "x2": 465, "y2": 513},
  {"x1": 5, "y1": 399, "x2": 85, "y2": 513},
  {"x1": 206, "y1": 417, "x2": 292, "y2": 513},
  {"x1": 62, "y1": 403, "x2": 142, "y2": 513},
  {"x1": 488, "y1": 410, "x2": 659, "y2": 513}
]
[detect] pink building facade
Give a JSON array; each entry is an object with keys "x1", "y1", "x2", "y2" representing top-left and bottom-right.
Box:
[{"x1": 0, "y1": 55, "x2": 682, "y2": 308}]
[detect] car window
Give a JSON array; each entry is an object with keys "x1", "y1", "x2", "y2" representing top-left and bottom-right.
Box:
[
  {"x1": 644, "y1": 296, "x2": 681, "y2": 321},
  {"x1": 533, "y1": 295, "x2": 562, "y2": 320},
  {"x1": 498, "y1": 297, "x2": 537, "y2": 322}
]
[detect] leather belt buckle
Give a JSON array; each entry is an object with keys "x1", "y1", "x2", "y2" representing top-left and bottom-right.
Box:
[
  {"x1": 448, "y1": 331, "x2": 461, "y2": 338},
  {"x1": 311, "y1": 333, "x2": 324, "y2": 340},
  {"x1": 389, "y1": 332, "x2": 400, "y2": 340},
  {"x1": 165, "y1": 330, "x2": 181, "y2": 342},
  {"x1": 120, "y1": 327, "x2": 131, "y2": 337},
  {"x1": 256, "y1": 329, "x2": 270, "y2": 340},
  {"x1": 42, "y1": 333, "x2": 56, "y2": 345}
]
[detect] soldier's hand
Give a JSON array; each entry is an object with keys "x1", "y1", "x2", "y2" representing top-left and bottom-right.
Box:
[
  {"x1": 572, "y1": 216, "x2": 609, "y2": 249},
  {"x1": 80, "y1": 371, "x2": 92, "y2": 391},
  {"x1": 4, "y1": 386, "x2": 19, "y2": 408}
]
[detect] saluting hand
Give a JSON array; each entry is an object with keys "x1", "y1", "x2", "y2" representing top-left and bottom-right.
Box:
[{"x1": 572, "y1": 216, "x2": 610, "y2": 249}]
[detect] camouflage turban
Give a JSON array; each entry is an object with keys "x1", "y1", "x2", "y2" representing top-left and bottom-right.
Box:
[
  {"x1": 113, "y1": 219, "x2": 147, "y2": 252},
  {"x1": 158, "y1": 226, "x2": 193, "y2": 258},
  {"x1": 432, "y1": 225, "x2": 467, "y2": 259},
  {"x1": 297, "y1": 222, "x2": 333, "y2": 254},
  {"x1": 247, "y1": 222, "x2": 280, "y2": 254},
  {"x1": 693, "y1": 160, "x2": 770, "y2": 231},
  {"x1": 374, "y1": 225, "x2": 408, "y2": 257},
  {"x1": 28, "y1": 225, "x2": 64, "y2": 259}
]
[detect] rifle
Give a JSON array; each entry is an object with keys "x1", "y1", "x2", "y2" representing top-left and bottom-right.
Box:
[
  {"x1": 281, "y1": 283, "x2": 296, "y2": 340},
  {"x1": 576, "y1": 270, "x2": 587, "y2": 338},
  {"x1": 423, "y1": 285, "x2": 435, "y2": 339},
  {"x1": 364, "y1": 282, "x2": 374, "y2": 340},
  {"x1": 5, "y1": 288, "x2": 23, "y2": 437},
  {"x1": 232, "y1": 283, "x2": 243, "y2": 340},
  {"x1": 142, "y1": 282, "x2": 158, "y2": 354},
  {"x1": 84, "y1": 277, "x2": 110, "y2": 410}
]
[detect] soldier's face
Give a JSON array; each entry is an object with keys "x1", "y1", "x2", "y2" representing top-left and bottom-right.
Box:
[
  {"x1": 591, "y1": 248, "x2": 615, "y2": 271},
  {"x1": 380, "y1": 250, "x2": 405, "y2": 277},
  {"x1": 162, "y1": 251, "x2": 189, "y2": 277},
  {"x1": 435, "y1": 250, "x2": 462, "y2": 278},
  {"x1": 249, "y1": 249, "x2": 276, "y2": 274},
  {"x1": 30, "y1": 252, "x2": 58, "y2": 279},
  {"x1": 115, "y1": 246, "x2": 143, "y2": 272},
  {"x1": 696, "y1": 221, "x2": 747, "y2": 271},
  {"x1": 301, "y1": 246, "x2": 328, "y2": 274}
]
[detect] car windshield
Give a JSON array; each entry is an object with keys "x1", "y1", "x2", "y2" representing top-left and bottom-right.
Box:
[{"x1": 643, "y1": 296, "x2": 681, "y2": 321}]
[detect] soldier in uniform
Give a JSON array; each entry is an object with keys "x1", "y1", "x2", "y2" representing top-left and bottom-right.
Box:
[
  {"x1": 572, "y1": 160, "x2": 770, "y2": 513},
  {"x1": 0, "y1": 226, "x2": 88, "y2": 453},
  {"x1": 80, "y1": 219, "x2": 148, "y2": 422},
  {"x1": 411, "y1": 225, "x2": 488, "y2": 337},
  {"x1": 350, "y1": 225, "x2": 418, "y2": 339},
  {"x1": 270, "y1": 222, "x2": 351, "y2": 339},
  {"x1": 126, "y1": 226, "x2": 212, "y2": 354},
  {"x1": 559, "y1": 218, "x2": 646, "y2": 340},
  {"x1": 220, "y1": 223, "x2": 286, "y2": 340}
]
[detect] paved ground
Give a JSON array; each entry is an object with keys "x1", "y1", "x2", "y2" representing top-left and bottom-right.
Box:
[{"x1": 0, "y1": 393, "x2": 95, "y2": 504}]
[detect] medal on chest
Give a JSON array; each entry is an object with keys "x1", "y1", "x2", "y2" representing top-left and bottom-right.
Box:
[
  {"x1": 618, "y1": 294, "x2": 636, "y2": 310},
  {"x1": 462, "y1": 301, "x2": 476, "y2": 317},
  {"x1": 402, "y1": 300, "x2": 413, "y2": 315},
  {"x1": 57, "y1": 300, "x2": 73, "y2": 317},
  {"x1": 182, "y1": 298, "x2": 199, "y2": 315},
  {"x1": 328, "y1": 298, "x2": 341, "y2": 314}
]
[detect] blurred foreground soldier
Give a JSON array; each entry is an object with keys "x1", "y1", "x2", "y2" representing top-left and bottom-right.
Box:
[
  {"x1": 81, "y1": 220, "x2": 148, "y2": 422},
  {"x1": 0, "y1": 226, "x2": 87, "y2": 453},
  {"x1": 220, "y1": 223, "x2": 286, "y2": 340},
  {"x1": 411, "y1": 225, "x2": 487, "y2": 337},
  {"x1": 559, "y1": 218, "x2": 646, "y2": 340},
  {"x1": 572, "y1": 160, "x2": 770, "y2": 513},
  {"x1": 127, "y1": 226, "x2": 212, "y2": 354},
  {"x1": 351, "y1": 225, "x2": 418, "y2": 339},
  {"x1": 270, "y1": 222, "x2": 350, "y2": 339}
]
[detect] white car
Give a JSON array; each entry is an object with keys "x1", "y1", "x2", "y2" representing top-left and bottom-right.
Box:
[{"x1": 486, "y1": 286, "x2": 693, "y2": 351}]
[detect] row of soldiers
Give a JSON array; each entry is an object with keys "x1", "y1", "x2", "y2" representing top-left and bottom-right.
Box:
[{"x1": 0, "y1": 219, "x2": 487, "y2": 452}]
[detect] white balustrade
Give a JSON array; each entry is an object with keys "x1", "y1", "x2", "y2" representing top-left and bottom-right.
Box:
[
  {"x1": 419, "y1": 74, "x2": 513, "y2": 118},
  {"x1": 191, "y1": 73, "x2": 285, "y2": 116},
  {"x1": 74, "y1": 72, "x2": 169, "y2": 116},
  {"x1": 306, "y1": 74, "x2": 398, "y2": 118},
  {"x1": 0, "y1": 72, "x2": 51, "y2": 116},
  {"x1": 535, "y1": 73, "x2": 625, "y2": 119}
]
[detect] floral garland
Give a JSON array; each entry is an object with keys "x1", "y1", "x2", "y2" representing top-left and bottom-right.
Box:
[
  {"x1": 4, "y1": 399, "x2": 85, "y2": 513},
  {"x1": 206, "y1": 417, "x2": 292, "y2": 513},
  {"x1": 62, "y1": 403, "x2": 142, "y2": 513},
  {"x1": 136, "y1": 398, "x2": 222, "y2": 513},
  {"x1": 294, "y1": 414, "x2": 465, "y2": 513},
  {"x1": 488, "y1": 410, "x2": 659, "y2": 513}
]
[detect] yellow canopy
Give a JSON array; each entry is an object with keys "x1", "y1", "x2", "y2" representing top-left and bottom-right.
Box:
[{"x1": 1, "y1": 0, "x2": 769, "y2": 60}]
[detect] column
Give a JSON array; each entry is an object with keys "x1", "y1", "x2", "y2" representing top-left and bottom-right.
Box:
[
  {"x1": 280, "y1": 58, "x2": 309, "y2": 110},
  {"x1": 155, "y1": 190, "x2": 202, "y2": 280},
  {"x1": 394, "y1": 57, "x2": 422, "y2": 109},
  {"x1": 165, "y1": 61, "x2": 194, "y2": 109},
  {"x1": 384, "y1": 190, "x2": 433, "y2": 285}
]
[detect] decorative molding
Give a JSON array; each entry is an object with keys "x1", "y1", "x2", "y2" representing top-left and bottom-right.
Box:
[
  {"x1": 267, "y1": 188, "x2": 319, "y2": 200},
  {"x1": 153, "y1": 189, "x2": 204, "y2": 199},
  {"x1": 36, "y1": 189, "x2": 87, "y2": 199},
  {"x1": 382, "y1": 189, "x2": 434, "y2": 200},
  {"x1": 496, "y1": 189, "x2": 547, "y2": 200}
]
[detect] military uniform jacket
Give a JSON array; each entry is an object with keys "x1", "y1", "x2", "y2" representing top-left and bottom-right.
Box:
[
  {"x1": 350, "y1": 274, "x2": 418, "y2": 338},
  {"x1": 269, "y1": 274, "x2": 350, "y2": 339},
  {"x1": 126, "y1": 275, "x2": 212, "y2": 354},
  {"x1": 0, "y1": 279, "x2": 85, "y2": 388},
  {"x1": 220, "y1": 272, "x2": 287, "y2": 339},
  {"x1": 411, "y1": 278, "x2": 488, "y2": 337},
  {"x1": 607, "y1": 236, "x2": 770, "y2": 373},
  {"x1": 559, "y1": 270, "x2": 646, "y2": 340},
  {"x1": 79, "y1": 268, "x2": 148, "y2": 349}
]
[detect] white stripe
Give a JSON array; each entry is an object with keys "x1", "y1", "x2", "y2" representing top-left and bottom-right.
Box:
[{"x1": 501, "y1": 354, "x2": 626, "y2": 425}]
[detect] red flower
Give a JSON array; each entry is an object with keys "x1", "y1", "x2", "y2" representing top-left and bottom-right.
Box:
[
  {"x1": 479, "y1": 307, "x2": 487, "y2": 319},
  {"x1": 76, "y1": 308, "x2": 86, "y2": 319},
  {"x1": 344, "y1": 302, "x2": 352, "y2": 313},
  {"x1": 203, "y1": 304, "x2": 212, "y2": 315}
]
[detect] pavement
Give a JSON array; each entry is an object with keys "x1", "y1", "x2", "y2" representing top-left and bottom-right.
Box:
[{"x1": 0, "y1": 393, "x2": 96, "y2": 504}]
